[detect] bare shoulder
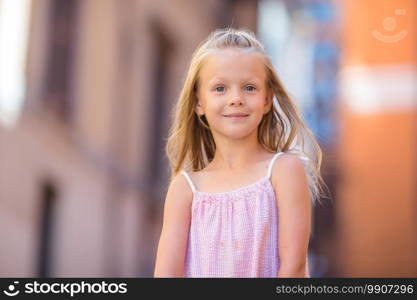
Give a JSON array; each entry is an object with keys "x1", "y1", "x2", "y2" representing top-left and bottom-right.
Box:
[
  {"x1": 165, "y1": 172, "x2": 194, "y2": 207},
  {"x1": 187, "y1": 167, "x2": 211, "y2": 188},
  {"x1": 273, "y1": 153, "x2": 307, "y2": 175},
  {"x1": 169, "y1": 172, "x2": 194, "y2": 193},
  {"x1": 270, "y1": 153, "x2": 309, "y2": 198}
]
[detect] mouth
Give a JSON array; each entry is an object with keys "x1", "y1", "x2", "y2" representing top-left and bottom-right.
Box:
[{"x1": 222, "y1": 113, "x2": 250, "y2": 118}]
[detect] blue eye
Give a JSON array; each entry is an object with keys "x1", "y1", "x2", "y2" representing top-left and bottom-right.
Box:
[
  {"x1": 245, "y1": 85, "x2": 256, "y2": 92},
  {"x1": 215, "y1": 86, "x2": 225, "y2": 92}
]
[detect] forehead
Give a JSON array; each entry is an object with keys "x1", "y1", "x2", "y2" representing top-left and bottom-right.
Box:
[{"x1": 199, "y1": 48, "x2": 266, "y2": 84}]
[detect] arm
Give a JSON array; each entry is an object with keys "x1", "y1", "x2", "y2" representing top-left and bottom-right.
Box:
[
  {"x1": 271, "y1": 154, "x2": 311, "y2": 278},
  {"x1": 154, "y1": 173, "x2": 193, "y2": 277}
]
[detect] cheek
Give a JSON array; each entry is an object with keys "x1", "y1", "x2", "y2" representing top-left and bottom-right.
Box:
[
  {"x1": 204, "y1": 100, "x2": 223, "y2": 114},
  {"x1": 251, "y1": 96, "x2": 268, "y2": 112}
]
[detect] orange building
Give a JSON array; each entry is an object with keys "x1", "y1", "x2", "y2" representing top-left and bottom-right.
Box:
[{"x1": 336, "y1": 0, "x2": 417, "y2": 276}]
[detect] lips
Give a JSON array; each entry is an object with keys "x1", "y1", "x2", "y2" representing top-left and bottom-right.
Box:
[{"x1": 222, "y1": 113, "x2": 249, "y2": 117}]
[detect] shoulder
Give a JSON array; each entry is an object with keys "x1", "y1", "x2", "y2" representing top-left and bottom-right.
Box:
[
  {"x1": 165, "y1": 172, "x2": 194, "y2": 208},
  {"x1": 273, "y1": 152, "x2": 307, "y2": 175},
  {"x1": 187, "y1": 168, "x2": 210, "y2": 188},
  {"x1": 270, "y1": 153, "x2": 309, "y2": 199},
  {"x1": 168, "y1": 172, "x2": 194, "y2": 196}
]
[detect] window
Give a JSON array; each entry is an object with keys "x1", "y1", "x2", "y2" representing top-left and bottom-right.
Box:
[
  {"x1": 43, "y1": 0, "x2": 79, "y2": 122},
  {"x1": 38, "y1": 181, "x2": 57, "y2": 277}
]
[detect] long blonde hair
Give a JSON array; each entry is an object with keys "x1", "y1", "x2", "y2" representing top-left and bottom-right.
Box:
[{"x1": 165, "y1": 28, "x2": 329, "y2": 205}]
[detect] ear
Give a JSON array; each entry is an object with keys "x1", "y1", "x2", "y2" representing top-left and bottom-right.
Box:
[
  {"x1": 264, "y1": 90, "x2": 273, "y2": 115},
  {"x1": 195, "y1": 95, "x2": 205, "y2": 116}
]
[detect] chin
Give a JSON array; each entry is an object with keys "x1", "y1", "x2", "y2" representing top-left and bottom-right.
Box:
[
  {"x1": 223, "y1": 129, "x2": 255, "y2": 140},
  {"x1": 210, "y1": 123, "x2": 258, "y2": 140}
]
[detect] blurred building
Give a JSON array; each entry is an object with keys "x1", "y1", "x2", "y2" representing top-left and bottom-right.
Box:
[
  {"x1": 0, "y1": 0, "x2": 258, "y2": 277},
  {"x1": 335, "y1": 0, "x2": 417, "y2": 276},
  {"x1": 259, "y1": 0, "x2": 417, "y2": 277}
]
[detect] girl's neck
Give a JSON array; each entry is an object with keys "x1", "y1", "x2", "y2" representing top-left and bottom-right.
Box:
[{"x1": 208, "y1": 142, "x2": 272, "y2": 172}]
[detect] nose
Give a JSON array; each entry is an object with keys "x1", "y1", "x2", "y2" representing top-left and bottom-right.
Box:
[{"x1": 228, "y1": 88, "x2": 244, "y2": 106}]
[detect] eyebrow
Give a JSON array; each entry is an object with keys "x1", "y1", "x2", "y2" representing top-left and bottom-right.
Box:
[{"x1": 207, "y1": 77, "x2": 262, "y2": 85}]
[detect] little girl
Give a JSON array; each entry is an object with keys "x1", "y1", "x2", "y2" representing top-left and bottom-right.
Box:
[{"x1": 154, "y1": 28, "x2": 326, "y2": 278}]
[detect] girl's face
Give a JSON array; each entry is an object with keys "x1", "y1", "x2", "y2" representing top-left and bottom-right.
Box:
[{"x1": 195, "y1": 48, "x2": 272, "y2": 140}]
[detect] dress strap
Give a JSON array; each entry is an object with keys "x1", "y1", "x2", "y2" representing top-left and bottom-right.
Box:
[
  {"x1": 267, "y1": 152, "x2": 285, "y2": 179},
  {"x1": 181, "y1": 170, "x2": 197, "y2": 193}
]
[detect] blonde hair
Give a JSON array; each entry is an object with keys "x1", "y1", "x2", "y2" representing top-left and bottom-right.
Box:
[{"x1": 165, "y1": 28, "x2": 329, "y2": 205}]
